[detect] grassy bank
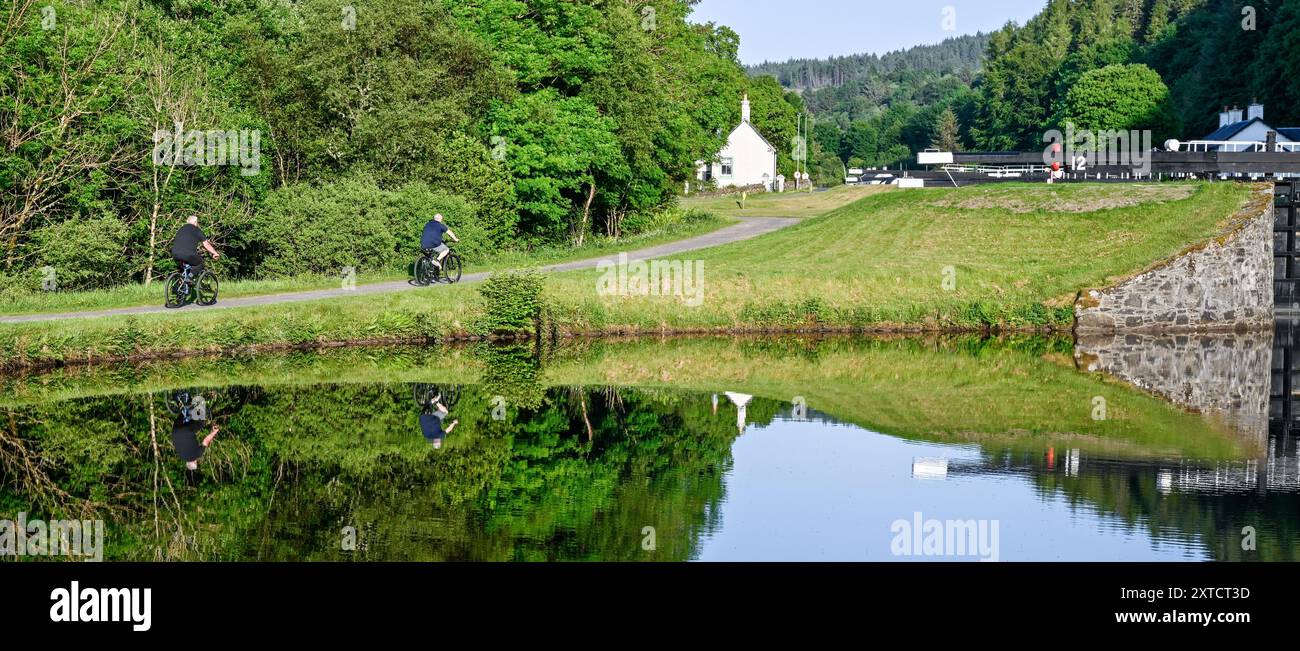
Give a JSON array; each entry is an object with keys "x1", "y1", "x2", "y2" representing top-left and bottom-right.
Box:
[
  {"x1": 0, "y1": 336, "x2": 1257, "y2": 461},
  {"x1": 0, "y1": 182, "x2": 1256, "y2": 368},
  {"x1": 548, "y1": 181, "x2": 1252, "y2": 332}
]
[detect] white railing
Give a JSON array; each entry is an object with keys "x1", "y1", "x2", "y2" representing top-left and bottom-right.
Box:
[
  {"x1": 1180, "y1": 140, "x2": 1300, "y2": 153},
  {"x1": 939, "y1": 164, "x2": 1051, "y2": 175}
]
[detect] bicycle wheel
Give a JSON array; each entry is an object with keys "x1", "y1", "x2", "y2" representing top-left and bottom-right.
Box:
[
  {"x1": 443, "y1": 253, "x2": 462, "y2": 284},
  {"x1": 441, "y1": 385, "x2": 462, "y2": 408},
  {"x1": 412, "y1": 383, "x2": 439, "y2": 407},
  {"x1": 163, "y1": 391, "x2": 187, "y2": 416},
  {"x1": 414, "y1": 255, "x2": 433, "y2": 286},
  {"x1": 164, "y1": 272, "x2": 187, "y2": 308},
  {"x1": 195, "y1": 271, "x2": 219, "y2": 306}
]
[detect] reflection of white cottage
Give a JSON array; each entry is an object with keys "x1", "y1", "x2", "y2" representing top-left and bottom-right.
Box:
[
  {"x1": 696, "y1": 95, "x2": 778, "y2": 190},
  {"x1": 724, "y1": 392, "x2": 753, "y2": 434}
]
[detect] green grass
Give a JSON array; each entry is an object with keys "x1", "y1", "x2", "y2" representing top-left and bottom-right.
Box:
[
  {"x1": 0, "y1": 211, "x2": 731, "y2": 316},
  {"x1": 0, "y1": 336, "x2": 1259, "y2": 461},
  {"x1": 545, "y1": 181, "x2": 1255, "y2": 332},
  {"x1": 0, "y1": 284, "x2": 480, "y2": 368},
  {"x1": 680, "y1": 184, "x2": 888, "y2": 218},
  {"x1": 0, "y1": 273, "x2": 384, "y2": 317},
  {"x1": 0, "y1": 182, "x2": 1258, "y2": 368}
]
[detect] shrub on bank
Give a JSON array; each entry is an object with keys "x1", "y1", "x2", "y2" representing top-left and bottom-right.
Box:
[
  {"x1": 620, "y1": 207, "x2": 716, "y2": 237},
  {"x1": 30, "y1": 215, "x2": 131, "y2": 290},
  {"x1": 474, "y1": 270, "x2": 546, "y2": 335},
  {"x1": 247, "y1": 177, "x2": 498, "y2": 277}
]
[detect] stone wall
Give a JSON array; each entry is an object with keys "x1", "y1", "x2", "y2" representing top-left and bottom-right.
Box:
[
  {"x1": 1075, "y1": 331, "x2": 1271, "y2": 449},
  {"x1": 1074, "y1": 185, "x2": 1274, "y2": 334}
]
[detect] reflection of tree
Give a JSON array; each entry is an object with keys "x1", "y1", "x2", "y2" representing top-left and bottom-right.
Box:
[
  {"x1": 475, "y1": 343, "x2": 546, "y2": 410},
  {"x1": 0, "y1": 406, "x2": 106, "y2": 517},
  {"x1": 4, "y1": 383, "x2": 764, "y2": 561}
]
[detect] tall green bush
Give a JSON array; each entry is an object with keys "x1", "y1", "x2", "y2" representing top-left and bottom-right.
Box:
[
  {"x1": 248, "y1": 177, "x2": 495, "y2": 277},
  {"x1": 475, "y1": 270, "x2": 546, "y2": 335},
  {"x1": 31, "y1": 215, "x2": 131, "y2": 291}
]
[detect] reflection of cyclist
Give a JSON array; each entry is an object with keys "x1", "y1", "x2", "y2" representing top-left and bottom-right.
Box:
[
  {"x1": 419, "y1": 394, "x2": 459, "y2": 450},
  {"x1": 420, "y1": 213, "x2": 460, "y2": 269},
  {"x1": 170, "y1": 402, "x2": 220, "y2": 470},
  {"x1": 171, "y1": 214, "x2": 219, "y2": 275}
]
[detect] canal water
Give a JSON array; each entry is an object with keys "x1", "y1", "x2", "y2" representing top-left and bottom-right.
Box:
[{"x1": 1, "y1": 329, "x2": 1296, "y2": 561}]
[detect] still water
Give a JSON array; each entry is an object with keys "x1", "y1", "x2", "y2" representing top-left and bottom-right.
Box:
[{"x1": 1, "y1": 332, "x2": 1297, "y2": 562}]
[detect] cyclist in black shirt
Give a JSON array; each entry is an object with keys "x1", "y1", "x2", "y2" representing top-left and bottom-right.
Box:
[
  {"x1": 418, "y1": 393, "x2": 459, "y2": 450},
  {"x1": 171, "y1": 215, "x2": 220, "y2": 274},
  {"x1": 420, "y1": 213, "x2": 460, "y2": 269},
  {"x1": 171, "y1": 413, "x2": 221, "y2": 471}
]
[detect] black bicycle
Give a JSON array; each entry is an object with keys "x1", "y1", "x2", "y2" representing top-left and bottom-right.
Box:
[
  {"x1": 164, "y1": 263, "x2": 219, "y2": 308},
  {"x1": 413, "y1": 383, "x2": 461, "y2": 410},
  {"x1": 162, "y1": 390, "x2": 208, "y2": 422},
  {"x1": 414, "y1": 247, "x2": 462, "y2": 285}
]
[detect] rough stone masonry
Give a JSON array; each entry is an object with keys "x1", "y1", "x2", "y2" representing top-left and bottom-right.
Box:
[
  {"x1": 1075, "y1": 331, "x2": 1271, "y2": 447},
  {"x1": 1074, "y1": 185, "x2": 1274, "y2": 334}
]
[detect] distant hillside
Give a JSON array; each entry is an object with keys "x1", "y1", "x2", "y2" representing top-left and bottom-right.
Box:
[
  {"x1": 746, "y1": 33, "x2": 991, "y2": 92},
  {"x1": 739, "y1": 34, "x2": 991, "y2": 178}
]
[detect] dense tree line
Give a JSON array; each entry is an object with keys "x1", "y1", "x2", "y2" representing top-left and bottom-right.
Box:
[
  {"x1": 748, "y1": 32, "x2": 990, "y2": 93},
  {"x1": 972, "y1": 0, "x2": 1298, "y2": 149},
  {"x1": 761, "y1": 1, "x2": 1300, "y2": 170},
  {"x1": 747, "y1": 34, "x2": 989, "y2": 174},
  {"x1": 1, "y1": 0, "x2": 793, "y2": 292}
]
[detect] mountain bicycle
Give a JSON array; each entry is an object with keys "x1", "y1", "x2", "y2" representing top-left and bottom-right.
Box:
[
  {"x1": 414, "y1": 247, "x2": 463, "y2": 285},
  {"x1": 164, "y1": 263, "x2": 219, "y2": 308}
]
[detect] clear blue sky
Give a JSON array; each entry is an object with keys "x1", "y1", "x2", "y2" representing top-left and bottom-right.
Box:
[{"x1": 689, "y1": 0, "x2": 1047, "y2": 65}]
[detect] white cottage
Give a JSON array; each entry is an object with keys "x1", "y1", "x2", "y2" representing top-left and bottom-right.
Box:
[
  {"x1": 1190, "y1": 102, "x2": 1300, "y2": 151},
  {"x1": 696, "y1": 95, "x2": 779, "y2": 190}
]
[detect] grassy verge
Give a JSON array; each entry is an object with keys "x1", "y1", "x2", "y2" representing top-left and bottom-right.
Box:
[
  {"x1": 0, "y1": 336, "x2": 1257, "y2": 461},
  {"x1": 0, "y1": 210, "x2": 730, "y2": 316},
  {"x1": 0, "y1": 182, "x2": 1257, "y2": 368}
]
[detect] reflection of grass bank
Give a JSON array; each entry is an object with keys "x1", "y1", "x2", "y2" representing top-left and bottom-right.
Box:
[
  {"x1": 1, "y1": 335, "x2": 1256, "y2": 461},
  {"x1": 0, "y1": 182, "x2": 1255, "y2": 369},
  {"x1": 541, "y1": 336, "x2": 1255, "y2": 460}
]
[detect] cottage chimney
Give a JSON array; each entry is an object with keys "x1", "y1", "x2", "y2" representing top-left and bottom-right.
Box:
[
  {"x1": 1229, "y1": 105, "x2": 1244, "y2": 124},
  {"x1": 1220, "y1": 106, "x2": 1231, "y2": 128},
  {"x1": 1248, "y1": 99, "x2": 1264, "y2": 121},
  {"x1": 741, "y1": 94, "x2": 751, "y2": 123}
]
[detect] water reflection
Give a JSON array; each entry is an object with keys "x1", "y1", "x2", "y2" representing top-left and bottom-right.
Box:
[
  {"x1": 1076, "y1": 330, "x2": 1271, "y2": 444},
  {"x1": 164, "y1": 391, "x2": 222, "y2": 471},
  {"x1": 414, "y1": 384, "x2": 460, "y2": 449},
  {"x1": 0, "y1": 334, "x2": 1296, "y2": 561}
]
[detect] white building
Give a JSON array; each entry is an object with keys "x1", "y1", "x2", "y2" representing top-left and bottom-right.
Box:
[
  {"x1": 696, "y1": 95, "x2": 779, "y2": 190},
  {"x1": 1187, "y1": 102, "x2": 1300, "y2": 152}
]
